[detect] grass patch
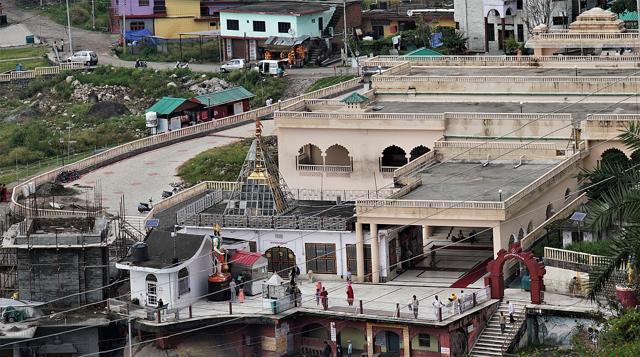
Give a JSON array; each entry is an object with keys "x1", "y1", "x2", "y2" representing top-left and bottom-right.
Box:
[
  {"x1": 178, "y1": 136, "x2": 277, "y2": 185},
  {"x1": 564, "y1": 240, "x2": 613, "y2": 255},
  {"x1": 31, "y1": 2, "x2": 110, "y2": 32},
  {"x1": 306, "y1": 75, "x2": 356, "y2": 93},
  {"x1": 0, "y1": 46, "x2": 47, "y2": 60},
  {"x1": 0, "y1": 46, "x2": 49, "y2": 73}
]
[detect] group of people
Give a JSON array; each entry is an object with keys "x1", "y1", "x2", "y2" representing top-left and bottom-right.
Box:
[
  {"x1": 0, "y1": 184, "x2": 8, "y2": 202},
  {"x1": 228, "y1": 276, "x2": 246, "y2": 303},
  {"x1": 499, "y1": 301, "x2": 517, "y2": 334},
  {"x1": 322, "y1": 340, "x2": 354, "y2": 357},
  {"x1": 52, "y1": 39, "x2": 65, "y2": 53}
]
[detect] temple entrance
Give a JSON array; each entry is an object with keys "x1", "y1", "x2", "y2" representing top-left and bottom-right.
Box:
[
  {"x1": 486, "y1": 242, "x2": 546, "y2": 304},
  {"x1": 265, "y1": 246, "x2": 296, "y2": 274}
]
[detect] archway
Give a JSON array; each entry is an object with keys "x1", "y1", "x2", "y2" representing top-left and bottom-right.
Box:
[
  {"x1": 325, "y1": 144, "x2": 351, "y2": 166},
  {"x1": 373, "y1": 330, "x2": 401, "y2": 354},
  {"x1": 486, "y1": 242, "x2": 546, "y2": 304},
  {"x1": 297, "y1": 144, "x2": 323, "y2": 165},
  {"x1": 601, "y1": 148, "x2": 629, "y2": 166},
  {"x1": 301, "y1": 323, "x2": 330, "y2": 355},
  {"x1": 265, "y1": 246, "x2": 296, "y2": 274},
  {"x1": 381, "y1": 145, "x2": 408, "y2": 167},
  {"x1": 409, "y1": 145, "x2": 430, "y2": 161},
  {"x1": 486, "y1": 9, "x2": 501, "y2": 17},
  {"x1": 545, "y1": 204, "x2": 555, "y2": 219},
  {"x1": 340, "y1": 327, "x2": 366, "y2": 356}
]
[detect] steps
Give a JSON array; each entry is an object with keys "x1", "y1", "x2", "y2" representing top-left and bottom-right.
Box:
[
  {"x1": 323, "y1": 7, "x2": 342, "y2": 37},
  {"x1": 469, "y1": 300, "x2": 526, "y2": 357}
]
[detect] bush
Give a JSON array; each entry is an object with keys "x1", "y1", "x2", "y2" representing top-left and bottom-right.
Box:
[
  {"x1": 564, "y1": 240, "x2": 613, "y2": 255},
  {"x1": 70, "y1": 4, "x2": 90, "y2": 24}
]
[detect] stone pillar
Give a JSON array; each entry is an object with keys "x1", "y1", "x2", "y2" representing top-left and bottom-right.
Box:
[
  {"x1": 421, "y1": 224, "x2": 430, "y2": 255},
  {"x1": 492, "y1": 225, "x2": 502, "y2": 258},
  {"x1": 484, "y1": 17, "x2": 489, "y2": 53},
  {"x1": 371, "y1": 223, "x2": 379, "y2": 283},
  {"x1": 500, "y1": 17, "x2": 506, "y2": 51},
  {"x1": 356, "y1": 223, "x2": 365, "y2": 282},
  {"x1": 530, "y1": 277, "x2": 543, "y2": 304}
]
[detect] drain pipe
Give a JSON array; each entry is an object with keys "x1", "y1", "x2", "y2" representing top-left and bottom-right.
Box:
[{"x1": 513, "y1": 155, "x2": 525, "y2": 169}]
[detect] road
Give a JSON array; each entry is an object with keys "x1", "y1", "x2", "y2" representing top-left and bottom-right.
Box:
[
  {"x1": 69, "y1": 120, "x2": 274, "y2": 216},
  {"x1": 3, "y1": 1, "x2": 355, "y2": 78}
]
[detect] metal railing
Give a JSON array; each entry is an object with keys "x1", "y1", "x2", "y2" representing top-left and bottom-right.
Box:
[
  {"x1": 175, "y1": 189, "x2": 223, "y2": 224},
  {"x1": 356, "y1": 198, "x2": 505, "y2": 210}
]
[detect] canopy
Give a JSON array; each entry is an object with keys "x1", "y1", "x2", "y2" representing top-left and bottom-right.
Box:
[
  {"x1": 125, "y1": 28, "x2": 159, "y2": 45},
  {"x1": 196, "y1": 87, "x2": 255, "y2": 107},
  {"x1": 263, "y1": 35, "x2": 310, "y2": 51}
]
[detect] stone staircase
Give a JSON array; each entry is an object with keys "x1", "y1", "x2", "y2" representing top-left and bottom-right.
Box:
[{"x1": 469, "y1": 300, "x2": 526, "y2": 357}]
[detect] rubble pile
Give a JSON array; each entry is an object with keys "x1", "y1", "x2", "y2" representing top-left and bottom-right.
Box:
[
  {"x1": 188, "y1": 77, "x2": 229, "y2": 95},
  {"x1": 71, "y1": 82, "x2": 130, "y2": 103}
]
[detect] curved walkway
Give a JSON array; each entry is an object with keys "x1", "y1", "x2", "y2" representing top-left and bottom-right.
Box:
[{"x1": 68, "y1": 121, "x2": 274, "y2": 216}]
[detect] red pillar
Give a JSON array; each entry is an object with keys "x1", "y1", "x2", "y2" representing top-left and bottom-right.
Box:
[
  {"x1": 484, "y1": 17, "x2": 489, "y2": 53},
  {"x1": 490, "y1": 274, "x2": 505, "y2": 300},
  {"x1": 530, "y1": 277, "x2": 543, "y2": 304}
]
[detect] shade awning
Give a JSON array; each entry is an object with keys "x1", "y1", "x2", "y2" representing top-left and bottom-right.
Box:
[
  {"x1": 195, "y1": 86, "x2": 255, "y2": 107},
  {"x1": 262, "y1": 35, "x2": 310, "y2": 50}
]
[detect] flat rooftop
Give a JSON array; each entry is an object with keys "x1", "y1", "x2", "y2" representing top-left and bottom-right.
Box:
[
  {"x1": 408, "y1": 67, "x2": 640, "y2": 77},
  {"x1": 371, "y1": 101, "x2": 640, "y2": 119},
  {"x1": 400, "y1": 161, "x2": 559, "y2": 201}
]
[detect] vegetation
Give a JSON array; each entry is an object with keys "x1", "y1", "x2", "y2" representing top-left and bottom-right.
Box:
[
  {"x1": 504, "y1": 37, "x2": 526, "y2": 55},
  {"x1": 115, "y1": 40, "x2": 221, "y2": 63},
  {"x1": 306, "y1": 75, "x2": 356, "y2": 93},
  {"x1": 27, "y1": 1, "x2": 111, "y2": 31},
  {"x1": 0, "y1": 46, "x2": 49, "y2": 73},
  {"x1": 565, "y1": 240, "x2": 614, "y2": 256},
  {"x1": 177, "y1": 136, "x2": 277, "y2": 185},
  {"x1": 610, "y1": 0, "x2": 637, "y2": 14},
  {"x1": 353, "y1": 26, "x2": 467, "y2": 56},
  {"x1": 578, "y1": 123, "x2": 640, "y2": 299},
  {"x1": 219, "y1": 69, "x2": 287, "y2": 107}
]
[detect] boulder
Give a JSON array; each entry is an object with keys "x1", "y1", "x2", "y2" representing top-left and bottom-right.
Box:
[{"x1": 87, "y1": 101, "x2": 130, "y2": 119}]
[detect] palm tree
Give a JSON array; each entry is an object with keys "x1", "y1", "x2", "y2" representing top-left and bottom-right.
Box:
[{"x1": 583, "y1": 122, "x2": 640, "y2": 300}]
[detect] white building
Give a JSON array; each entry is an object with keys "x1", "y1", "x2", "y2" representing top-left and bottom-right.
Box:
[
  {"x1": 116, "y1": 231, "x2": 213, "y2": 310},
  {"x1": 453, "y1": 0, "x2": 579, "y2": 53}
]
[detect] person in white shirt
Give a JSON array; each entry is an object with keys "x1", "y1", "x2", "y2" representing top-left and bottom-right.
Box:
[
  {"x1": 432, "y1": 295, "x2": 444, "y2": 320},
  {"x1": 508, "y1": 300, "x2": 515, "y2": 323},
  {"x1": 458, "y1": 290, "x2": 465, "y2": 314}
]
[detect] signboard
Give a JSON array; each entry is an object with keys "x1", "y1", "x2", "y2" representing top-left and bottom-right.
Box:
[
  {"x1": 330, "y1": 322, "x2": 337, "y2": 342},
  {"x1": 440, "y1": 346, "x2": 450, "y2": 355},
  {"x1": 262, "y1": 337, "x2": 276, "y2": 351},
  {"x1": 145, "y1": 219, "x2": 159, "y2": 228},
  {"x1": 430, "y1": 32, "x2": 443, "y2": 48}
]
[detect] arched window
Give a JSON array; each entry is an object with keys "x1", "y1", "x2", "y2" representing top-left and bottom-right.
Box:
[
  {"x1": 325, "y1": 144, "x2": 351, "y2": 166},
  {"x1": 517, "y1": 228, "x2": 524, "y2": 240},
  {"x1": 601, "y1": 148, "x2": 629, "y2": 167},
  {"x1": 564, "y1": 188, "x2": 572, "y2": 200},
  {"x1": 546, "y1": 204, "x2": 555, "y2": 220},
  {"x1": 178, "y1": 268, "x2": 190, "y2": 296},
  {"x1": 409, "y1": 145, "x2": 431, "y2": 161},
  {"x1": 508, "y1": 234, "x2": 516, "y2": 246},
  {"x1": 381, "y1": 145, "x2": 408, "y2": 168},
  {"x1": 145, "y1": 274, "x2": 158, "y2": 306},
  {"x1": 297, "y1": 144, "x2": 323, "y2": 166},
  {"x1": 527, "y1": 221, "x2": 533, "y2": 234}
]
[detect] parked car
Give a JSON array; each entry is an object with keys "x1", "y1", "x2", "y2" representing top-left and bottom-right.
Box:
[
  {"x1": 220, "y1": 59, "x2": 248, "y2": 72},
  {"x1": 67, "y1": 50, "x2": 98, "y2": 66}
]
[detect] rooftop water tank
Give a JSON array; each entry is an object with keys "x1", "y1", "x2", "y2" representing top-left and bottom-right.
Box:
[{"x1": 132, "y1": 242, "x2": 149, "y2": 263}]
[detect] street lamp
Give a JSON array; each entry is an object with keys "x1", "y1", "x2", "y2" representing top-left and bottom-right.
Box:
[
  {"x1": 519, "y1": 101, "x2": 523, "y2": 113},
  {"x1": 498, "y1": 189, "x2": 503, "y2": 201},
  {"x1": 574, "y1": 65, "x2": 578, "y2": 77}
]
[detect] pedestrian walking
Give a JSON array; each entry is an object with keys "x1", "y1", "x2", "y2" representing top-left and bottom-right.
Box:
[
  {"x1": 308, "y1": 269, "x2": 314, "y2": 283},
  {"x1": 229, "y1": 279, "x2": 237, "y2": 302},
  {"x1": 347, "y1": 340, "x2": 353, "y2": 357},
  {"x1": 322, "y1": 341, "x2": 332, "y2": 357},
  {"x1": 432, "y1": 295, "x2": 444, "y2": 320},
  {"x1": 316, "y1": 288, "x2": 321, "y2": 306},
  {"x1": 469, "y1": 229, "x2": 477, "y2": 244},
  {"x1": 238, "y1": 287, "x2": 245, "y2": 303},
  {"x1": 321, "y1": 287, "x2": 329, "y2": 310},
  {"x1": 499, "y1": 312, "x2": 506, "y2": 334},
  {"x1": 316, "y1": 280, "x2": 323, "y2": 293},
  {"x1": 458, "y1": 290, "x2": 465, "y2": 314},
  {"x1": 508, "y1": 300, "x2": 515, "y2": 323},
  {"x1": 346, "y1": 281, "x2": 354, "y2": 306},
  {"x1": 408, "y1": 295, "x2": 419, "y2": 319},
  {"x1": 394, "y1": 303, "x2": 400, "y2": 318},
  {"x1": 53, "y1": 40, "x2": 58, "y2": 53}
]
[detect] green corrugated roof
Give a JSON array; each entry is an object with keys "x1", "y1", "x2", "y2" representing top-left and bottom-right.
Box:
[
  {"x1": 404, "y1": 47, "x2": 444, "y2": 57},
  {"x1": 195, "y1": 86, "x2": 255, "y2": 107},
  {"x1": 146, "y1": 97, "x2": 189, "y2": 115},
  {"x1": 618, "y1": 11, "x2": 639, "y2": 22},
  {"x1": 341, "y1": 92, "x2": 369, "y2": 104}
]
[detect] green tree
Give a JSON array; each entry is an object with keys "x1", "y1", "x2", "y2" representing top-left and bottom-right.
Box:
[
  {"x1": 610, "y1": 0, "x2": 637, "y2": 14},
  {"x1": 440, "y1": 28, "x2": 467, "y2": 54},
  {"x1": 414, "y1": 16, "x2": 432, "y2": 48},
  {"x1": 585, "y1": 122, "x2": 640, "y2": 299}
]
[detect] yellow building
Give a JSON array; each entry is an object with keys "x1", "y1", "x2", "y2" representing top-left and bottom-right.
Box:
[{"x1": 154, "y1": 0, "x2": 220, "y2": 39}]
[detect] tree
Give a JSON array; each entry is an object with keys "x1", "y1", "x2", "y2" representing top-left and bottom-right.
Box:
[
  {"x1": 414, "y1": 16, "x2": 432, "y2": 48},
  {"x1": 586, "y1": 122, "x2": 640, "y2": 299},
  {"x1": 440, "y1": 28, "x2": 467, "y2": 54},
  {"x1": 610, "y1": 0, "x2": 637, "y2": 14},
  {"x1": 522, "y1": 0, "x2": 556, "y2": 35}
]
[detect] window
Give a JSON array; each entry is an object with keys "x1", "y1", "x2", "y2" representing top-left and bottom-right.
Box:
[
  {"x1": 227, "y1": 19, "x2": 239, "y2": 31},
  {"x1": 346, "y1": 244, "x2": 372, "y2": 276},
  {"x1": 516, "y1": 0, "x2": 523, "y2": 9},
  {"x1": 517, "y1": 24, "x2": 524, "y2": 42},
  {"x1": 552, "y1": 16, "x2": 568, "y2": 26},
  {"x1": 253, "y1": 20, "x2": 266, "y2": 32},
  {"x1": 305, "y1": 243, "x2": 337, "y2": 274},
  {"x1": 209, "y1": 21, "x2": 218, "y2": 28},
  {"x1": 139, "y1": 0, "x2": 149, "y2": 6},
  {"x1": 145, "y1": 274, "x2": 158, "y2": 306},
  {"x1": 487, "y1": 24, "x2": 495, "y2": 42},
  {"x1": 418, "y1": 334, "x2": 431, "y2": 347},
  {"x1": 278, "y1": 22, "x2": 291, "y2": 34},
  {"x1": 130, "y1": 21, "x2": 145, "y2": 31},
  {"x1": 178, "y1": 268, "x2": 190, "y2": 296}
]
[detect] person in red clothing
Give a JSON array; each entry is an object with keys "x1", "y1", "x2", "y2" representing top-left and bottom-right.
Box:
[
  {"x1": 346, "y1": 281, "x2": 354, "y2": 306},
  {"x1": 321, "y1": 287, "x2": 329, "y2": 310}
]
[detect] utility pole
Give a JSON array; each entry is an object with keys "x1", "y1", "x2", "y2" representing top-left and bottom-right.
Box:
[
  {"x1": 637, "y1": 0, "x2": 640, "y2": 31},
  {"x1": 343, "y1": 0, "x2": 348, "y2": 64},
  {"x1": 92, "y1": 0, "x2": 96, "y2": 30},
  {"x1": 127, "y1": 318, "x2": 133, "y2": 357},
  {"x1": 122, "y1": 0, "x2": 127, "y2": 54},
  {"x1": 65, "y1": 0, "x2": 73, "y2": 53}
]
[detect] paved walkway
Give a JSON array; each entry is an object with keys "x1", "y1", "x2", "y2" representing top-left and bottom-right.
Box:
[{"x1": 66, "y1": 120, "x2": 274, "y2": 216}]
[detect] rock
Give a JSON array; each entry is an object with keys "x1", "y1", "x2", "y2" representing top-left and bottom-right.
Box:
[
  {"x1": 200, "y1": 74, "x2": 207, "y2": 78},
  {"x1": 66, "y1": 75, "x2": 74, "y2": 83},
  {"x1": 167, "y1": 82, "x2": 177, "y2": 88},
  {"x1": 170, "y1": 74, "x2": 178, "y2": 78},
  {"x1": 36, "y1": 92, "x2": 42, "y2": 98},
  {"x1": 124, "y1": 95, "x2": 131, "y2": 101},
  {"x1": 87, "y1": 101, "x2": 130, "y2": 119},
  {"x1": 3, "y1": 108, "x2": 40, "y2": 123},
  {"x1": 72, "y1": 80, "x2": 81, "y2": 87}
]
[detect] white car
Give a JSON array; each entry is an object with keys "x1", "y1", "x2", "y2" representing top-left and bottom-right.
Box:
[
  {"x1": 220, "y1": 59, "x2": 247, "y2": 72},
  {"x1": 67, "y1": 50, "x2": 98, "y2": 66}
]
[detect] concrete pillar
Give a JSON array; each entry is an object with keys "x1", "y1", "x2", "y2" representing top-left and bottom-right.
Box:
[
  {"x1": 421, "y1": 224, "x2": 430, "y2": 255},
  {"x1": 500, "y1": 17, "x2": 506, "y2": 51},
  {"x1": 484, "y1": 17, "x2": 489, "y2": 52},
  {"x1": 356, "y1": 223, "x2": 365, "y2": 282},
  {"x1": 371, "y1": 223, "x2": 379, "y2": 283}
]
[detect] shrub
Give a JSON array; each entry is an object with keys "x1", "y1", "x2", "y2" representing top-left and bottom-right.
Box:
[{"x1": 564, "y1": 240, "x2": 613, "y2": 255}]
